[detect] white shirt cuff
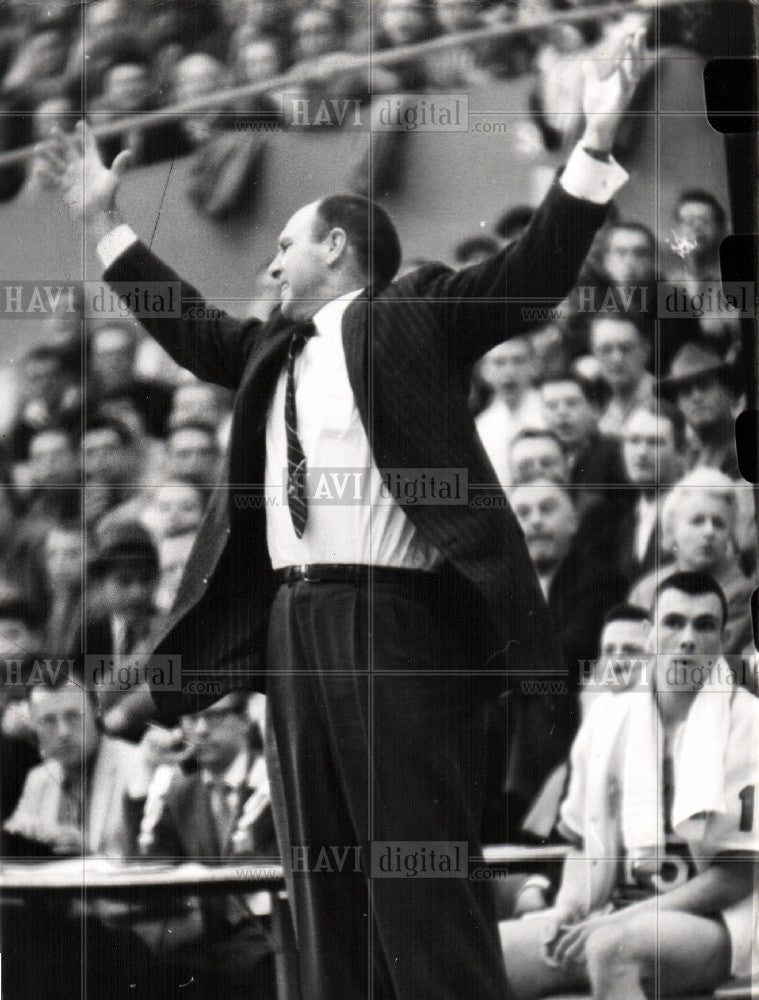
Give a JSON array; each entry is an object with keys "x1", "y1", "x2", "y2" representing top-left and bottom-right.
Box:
[
  {"x1": 559, "y1": 143, "x2": 628, "y2": 205},
  {"x1": 96, "y1": 223, "x2": 139, "y2": 270}
]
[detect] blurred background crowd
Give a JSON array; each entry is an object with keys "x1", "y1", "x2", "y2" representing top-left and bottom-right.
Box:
[
  {"x1": 0, "y1": 1, "x2": 756, "y2": 999},
  {"x1": 0, "y1": 0, "x2": 742, "y2": 210}
]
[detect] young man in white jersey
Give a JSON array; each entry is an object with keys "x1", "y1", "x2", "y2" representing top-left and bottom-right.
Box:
[{"x1": 499, "y1": 570, "x2": 759, "y2": 1000}]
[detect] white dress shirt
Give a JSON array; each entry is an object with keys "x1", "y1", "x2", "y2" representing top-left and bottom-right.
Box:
[{"x1": 97, "y1": 144, "x2": 628, "y2": 569}]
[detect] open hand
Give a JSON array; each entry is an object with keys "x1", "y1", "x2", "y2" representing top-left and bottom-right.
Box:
[
  {"x1": 581, "y1": 17, "x2": 652, "y2": 152},
  {"x1": 33, "y1": 121, "x2": 131, "y2": 230}
]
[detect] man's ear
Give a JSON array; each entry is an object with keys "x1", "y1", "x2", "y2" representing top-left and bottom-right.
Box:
[{"x1": 325, "y1": 227, "x2": 348, "y2": 266}]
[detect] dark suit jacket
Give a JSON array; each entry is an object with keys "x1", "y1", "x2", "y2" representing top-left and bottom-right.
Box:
[
  {"x1": 613, "y1": 494, "x2": 660, "y2": 588},
  {"x1": 103, "y1": 179, "x2": 609, "y2": 723}
]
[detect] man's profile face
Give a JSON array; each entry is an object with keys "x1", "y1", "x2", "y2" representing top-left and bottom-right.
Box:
[
  {"x1": 623, "y1": 408, "x2": 680, "y2": 485},
  {"x1": 649, "y1": 587, "x2": 724, "y2": 693},
  {"x1": 540, "y1": 381, "x2": 595, "y2": 450},
  {"x1": 591, "y1": 318, "x2": 648, "y2": 393},
  {"x1": 479, "y1": 339, "x2": 533, "y2": 396},
  {"x1": 511, "y1": 482, "x2": 577, "y2": 571},
  {"x1": 509, "y1": 435, "x2": 567, "y2": 485},
  {"x1": 269, "y1": 202, "x2": 332, "y2": 319},
  {"x1": 597, "y1": 616, "x2": 650, "y2": 690},
  {"x1": 29, "y1": 683, "x2": 99, "y2": 771},
  {"x1": 603, "y1": 228, "x2": 655, "y2": 284}
]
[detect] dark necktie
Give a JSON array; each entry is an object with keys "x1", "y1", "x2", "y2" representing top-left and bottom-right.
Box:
[{"x1": 285, "y1": 320, "x2": 317, "y2": 537}]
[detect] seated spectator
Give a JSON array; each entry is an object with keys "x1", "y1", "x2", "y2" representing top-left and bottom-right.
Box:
[
  {"x1": 93, "y1": 62, "x2": 192, "y2": 167},
  {"x1": 166, "y1": 419, "x2": 223, "y2": 487},
  {"x1": 614, "y1": 400, "x2": 685, "y2": 586},
  {"x1": 589, "y1": 316, "x2": 654, "y2": 437},
  {"x1": 580, "y1": 602, "x2": 651, "y2": 718},
  {"x1": 82, "y1": 415, "x2": 144, "y2": 531},
  {"x1": 4, "y1": 343, "x2": 80, "y2": 463},
  {"x1": 1, "y1": 27, "x2": 72, "y2": 105},
  {"x1": 140, "y1": 691, "x2": 277, "y2": 1000},
  {"x1": 169, "y1": 380, "x2": 234, "y2": 444},
  {"x1": 538, "y1": 372, "x2": 626, "y2": 508},
  {"x1": 10, "y1": 427, "x2": 80, "y2": 524},
  {"x1": 43, "y1": 522, "x2": 83, "y2": 654},
  {"x1": 664, "y1": 189, "x2": 739, "y2": 357},
  {"x1": 3, "y1": 676, "x2": 153, "y2": 1000},
  {"x1": 509, "y1": 480, "x2": 627, "y2": 748},
  {"x1": 65, "y1": 0, "x2": 143, "y2": 102},
  {"x1": 499, "y1": 572, "x2": 758, "y2": 1000},
  {"x1": 5, "y1": 676, "x2": 149, "y2": 853},
  {"x1": 144, "y1": 481, "x2": 205, "y2": 541},
  {"x1": 72, "y1": 519, "x2": 161, "y2": 739},
  {"x1": 629, "y1": 470, "x2": 755, "y2": 654},
  {"x1": 88, "y1": 322, "x2": 174, "y2": 438},
  {"x1": 657, "y1": 341, "x2": 741, "y2": 479},
  {"x1": 520, "y1": 602, "x2": 653, "y2": 842},
  {"x1": 507, "y1": 429, "x2": 567, "y2": 487},
  {"x1": 474, "y1": 337, "x2": 545, "y2": 487},
  {"x1": 567, "y1": 222, "x2": 700, "y2": 370},
  {"x1": 0, "y1": 591, "x2": 45, "y2": 665}
]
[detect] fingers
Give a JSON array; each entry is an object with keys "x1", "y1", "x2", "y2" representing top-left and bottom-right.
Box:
[{"x1": 75, "y1": 118, "x2": 99, "y2": 158}]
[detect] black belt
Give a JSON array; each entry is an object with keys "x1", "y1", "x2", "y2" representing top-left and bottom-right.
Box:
[{"x1": 273, "y1": 564, "x2": 441, "y2": 587}]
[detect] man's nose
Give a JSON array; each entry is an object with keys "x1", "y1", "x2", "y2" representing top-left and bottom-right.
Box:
[
  {"x1": 678, "y1": 625, "x2": 697, "y2": 652},
  {"x1": 268, "y1": 257, "x2": 281, "y2": 280}
]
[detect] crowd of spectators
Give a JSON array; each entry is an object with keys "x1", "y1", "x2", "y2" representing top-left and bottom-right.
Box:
[{"x1": 0, "y1": 0, "x2": 733, "y2": 208}]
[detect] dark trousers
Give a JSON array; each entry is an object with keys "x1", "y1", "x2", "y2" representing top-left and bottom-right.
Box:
[{"x1": 264, "y1": 575, "x2": 511, "y2": 1000}]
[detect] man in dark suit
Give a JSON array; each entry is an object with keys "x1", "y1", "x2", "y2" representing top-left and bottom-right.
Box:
[
  {"x1": 615, "y1": 398, "x2": 685, "y2": 587},
  {"x1": 39, "y1": 31, "x2": 647, "y2": 999},
  {"x1": 142, "y1": 692, "x2": 276, "y2": 1000}
]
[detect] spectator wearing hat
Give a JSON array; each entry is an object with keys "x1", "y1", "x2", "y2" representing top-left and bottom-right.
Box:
[
  {"x1": 69, "y1": 519, "x2": 160, "y2": 739},
  {"x1": 657, "y1": 341, "x2": 741, "y2": 479}
]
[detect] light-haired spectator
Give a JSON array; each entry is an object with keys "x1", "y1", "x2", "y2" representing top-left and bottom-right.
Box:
[{"x1": 629, "y1": 469, "x2": 755, "y2": 652}]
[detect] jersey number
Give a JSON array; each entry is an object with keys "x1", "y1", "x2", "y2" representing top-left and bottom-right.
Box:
[{"x1": 739, "y1": 785, "x2": 754, "y2": 832}]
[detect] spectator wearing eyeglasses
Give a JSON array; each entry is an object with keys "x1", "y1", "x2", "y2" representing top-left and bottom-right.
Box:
[{"x1": 140, "y1": 691, "x2": 277, "y2": 1000}]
